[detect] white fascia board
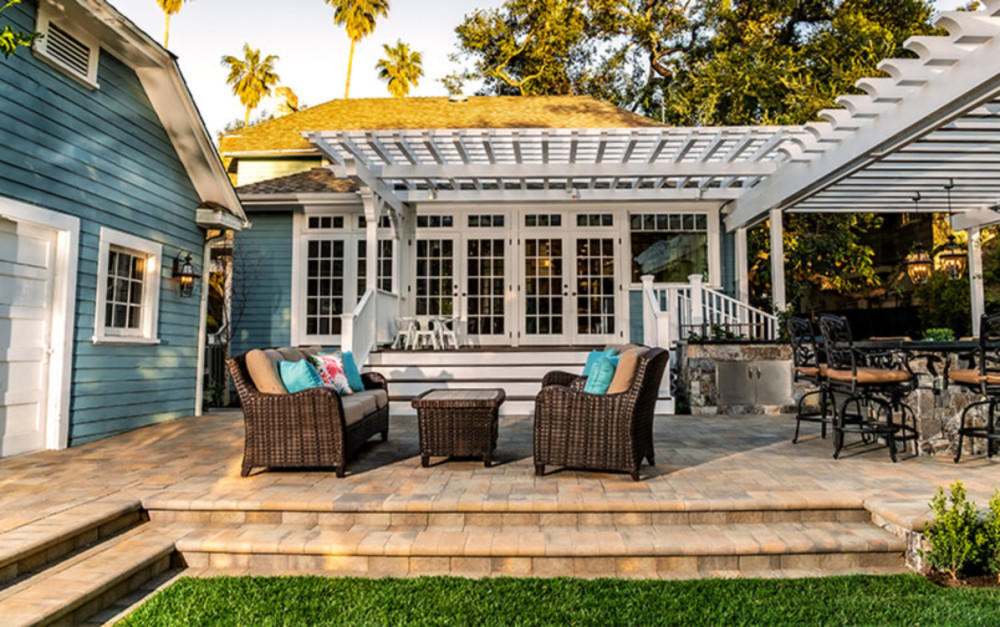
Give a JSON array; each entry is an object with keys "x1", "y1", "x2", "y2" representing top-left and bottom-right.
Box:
[
  {"x1": 376, "y1": 162, "x2": 777, "y2": 179},
  {"x1": 196, "y1": 208, "x2": 247, "y2": 231},
  {"x1": 62, "y1": 0, "x2": 247, "y2": 226},
  {"x1": 396, "y1": 188, "x2": 743, "y2": 203},
  {"x1": 725, "y1": 25, "x2": 1000, "y2": 230}
]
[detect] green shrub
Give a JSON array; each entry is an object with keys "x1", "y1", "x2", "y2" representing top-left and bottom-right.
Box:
[
  {"x1": 923, "y1": 482, "x2": 979, "y2": 580},
  {"x1": 978, "y1": 490, "x2": 1000, "y2": 580},
  {"x1": 923, "y1": 328, "x2": 956, "y2": 342}
]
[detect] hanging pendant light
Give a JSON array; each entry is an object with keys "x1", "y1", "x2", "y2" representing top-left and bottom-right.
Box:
[
  {"x1": 935, "y1": 179, "x2": 967, "y2": 280},
  {"x1": 904, "y1": 193, "x2": 933, "y2": 285}
]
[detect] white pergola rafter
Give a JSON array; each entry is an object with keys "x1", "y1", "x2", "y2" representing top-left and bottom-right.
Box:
[{"x1": 310, "y1": 126, "x2": 805, "y2": 206}]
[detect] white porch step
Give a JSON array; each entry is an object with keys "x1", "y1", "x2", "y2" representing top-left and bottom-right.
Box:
[
  {"x1": 369, "y1": 364, "x2": 573, "y2": 381},
  {"x1": 389, "y1": 380, "x2": 543, "y2": 399},
  {"x1": 369, "y1": 350, "x2": 589, "y2": 368}
]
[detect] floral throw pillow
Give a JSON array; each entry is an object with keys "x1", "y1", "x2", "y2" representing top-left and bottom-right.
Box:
[{"x1": 309, "y1": 354, "x2": 353, "y2": 395}]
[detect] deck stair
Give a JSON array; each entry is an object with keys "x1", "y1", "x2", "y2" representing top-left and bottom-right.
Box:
[
  {"x1": 150, "y1": 503, "x2": 907, "y2": 580},
  {"x1": 366, "y1": 349, "x2": 674, "y2": 416},
  {"x1": 0, "y1": 501, "x2": 175, "y2": 626}
]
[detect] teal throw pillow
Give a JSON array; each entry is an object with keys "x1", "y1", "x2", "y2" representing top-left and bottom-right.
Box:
[
  {"x1": 279, "y1": 359, "x2": 324, "y2": 393},
  {"x1": 341, "y1": 350, "x2": 366, "y2": 392},
  {"x1": 583, "y1": 355, "x2": 619, "y2": 394},
  {"x1": 582, "y1": 349, "x2": 617, "y2": 376}
]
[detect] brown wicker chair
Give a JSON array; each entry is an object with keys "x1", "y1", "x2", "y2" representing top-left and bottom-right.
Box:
[
  {"x1": 533, "y1": 347, "x2": 669, "y2": 481},
  {"x1": 227, "y1": 353, "x2": 390, "y2": 477}
]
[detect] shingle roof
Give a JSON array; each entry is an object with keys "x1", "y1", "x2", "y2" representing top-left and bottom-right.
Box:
[
  {"x1": 236, "y1": 168, "x2": 358, "y2": 195},
  {"x1": 219, "y1": 96, "x2": 663, "y2": 155}
]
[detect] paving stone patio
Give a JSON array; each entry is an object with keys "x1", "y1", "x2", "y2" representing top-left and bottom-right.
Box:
[{"x1": 0, "y1": 411, "x2": 997, "y2": 534}]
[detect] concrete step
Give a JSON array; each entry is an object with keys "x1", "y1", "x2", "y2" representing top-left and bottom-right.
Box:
[
  {"x1": 0, "y1": 500, "x2": 144, "y2": 586},
  {"x1": 0, "y1": 526, "x2": 175, "y2": 627},
  {"x1": 166, "y1": 521, "x2": 906, "y2": 579}
]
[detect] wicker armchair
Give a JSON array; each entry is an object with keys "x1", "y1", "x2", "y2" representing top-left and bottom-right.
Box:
[
  {"x1": 533, "y1": 347, "x2": 669, "y2": 481},
  {"x1": 227, "y1": 353, "x2": 390, "y2": 477}
]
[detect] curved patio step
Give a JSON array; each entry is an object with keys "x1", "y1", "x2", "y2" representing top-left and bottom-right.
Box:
[
  {"x1": 0, "y1": 526, "x2": 174, "y2": 626},
  {"x1": 167, "y1": 521, "x2": 907, "y2": 579}
]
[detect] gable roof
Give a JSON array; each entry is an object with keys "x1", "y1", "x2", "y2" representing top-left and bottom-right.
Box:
[
  {"x1": 45, "y1": 0, "x2": 246, "y2": 226},
  {"x1": 219, "y1": 96, "x2": 663, "y2": 155}
]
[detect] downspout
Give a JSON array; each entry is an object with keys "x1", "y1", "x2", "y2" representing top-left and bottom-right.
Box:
[{"x1": 195, "y1": 232, "x2": 228, "y2": 417}]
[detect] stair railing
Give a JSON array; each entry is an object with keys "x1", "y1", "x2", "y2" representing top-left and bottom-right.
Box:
[{"x1": 342, "y1": 288, "x2": 404, "y2": 366}]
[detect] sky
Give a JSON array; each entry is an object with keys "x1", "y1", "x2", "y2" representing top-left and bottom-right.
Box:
[{"x1": 109, "y1": 0, "x2": 969, "y2": 140}]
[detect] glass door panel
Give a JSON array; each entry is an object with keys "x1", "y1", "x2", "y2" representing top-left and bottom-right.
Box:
[
  {"x1": 305, "y1": 239, "x2": 345, "y2": 337},
  {"x1": 415, "y1": 239, "x2": 455, "y2": 316},
  {"x1": 524, "y1": 238, "x2": 566, "y2": 343},
  {"x1": 575, "y1": 238, "x2": 616, "y2": 342},
  {"x1": 466, "y1": 238, "x2": 506, "y2": 341}
]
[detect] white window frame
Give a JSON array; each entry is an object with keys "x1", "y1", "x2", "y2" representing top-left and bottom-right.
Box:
[
  {"x1": 93, "y1": 227, "x2": 162, "y2": 345},
  {"x1": 33, "y1": 4, "x2": 101, "y2": 91}
]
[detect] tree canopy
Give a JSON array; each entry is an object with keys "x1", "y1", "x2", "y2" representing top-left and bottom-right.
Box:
[
  {"x1": 155, "y1": 0, "x2": 190, "y2": 48},
  {"x1": 0, "y1": 0, "x2": 38, "y2": 59},
  {"x1": 376, "y1": 40, "x2": 424, "y2": 97},
  {"x1": 326, "y1": 0, "x2": 390, "y2": 98},
  {"x1": 221, "y1": 44, "x2": 280, "y2": 126}
]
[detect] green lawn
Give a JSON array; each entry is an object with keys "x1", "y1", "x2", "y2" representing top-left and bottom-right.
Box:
[{"x1": 120, "y1": 574, "x2": 1000, "y2": 626}]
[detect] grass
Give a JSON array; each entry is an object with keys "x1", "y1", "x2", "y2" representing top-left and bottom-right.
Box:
[{"x1": 118, "y1": 574, "x2": 1000, "y2": 626}]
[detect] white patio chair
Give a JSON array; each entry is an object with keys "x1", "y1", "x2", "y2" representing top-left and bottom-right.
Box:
[
  {"x1": 391, "y1": 317, "x2": 416, "y2": 350},
  {"x1": 413, "y1": 316, "x2": 440, "y2": 350},
  {"x1": 438, "y1": 316, "x2": 465, "y2": 350}
]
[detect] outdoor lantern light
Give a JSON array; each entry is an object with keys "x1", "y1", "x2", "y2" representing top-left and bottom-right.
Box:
[
  {"x1": 904, "y1": 242, "x2": 933, "y2": 285},
  {"x1": 934, "y1": 179, "x2": 967, "y2": 280},
  {"x1": 172, "y1": 253, "x2": 199, "y2": 298}
]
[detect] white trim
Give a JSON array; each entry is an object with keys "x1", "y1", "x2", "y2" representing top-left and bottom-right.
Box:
[
  {"x1": 0, "y1": 196, "x2": 80, "y2": 452},
  {"x1": 92, "y1": 227, "x2": 162, "y2": 345},
  {"x1": 33, "y1": 4, "x2": 101, "y2": 90}
]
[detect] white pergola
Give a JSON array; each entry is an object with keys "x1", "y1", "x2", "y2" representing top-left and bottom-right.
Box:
[{"x1": 725, "y1": 6, "x2": 1000, "y2": 330}]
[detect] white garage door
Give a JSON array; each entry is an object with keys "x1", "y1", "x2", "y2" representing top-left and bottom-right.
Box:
[{"x1": 0, "y1": 217, "x2": 57, "y2": 458}]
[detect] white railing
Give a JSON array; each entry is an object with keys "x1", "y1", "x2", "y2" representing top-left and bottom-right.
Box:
[
  {"x1": 342, "y1": 288, "x2": 404, "y2": 366},
  {"x1": 641, "y1": 274, "x2": 779, "y2": 347}
]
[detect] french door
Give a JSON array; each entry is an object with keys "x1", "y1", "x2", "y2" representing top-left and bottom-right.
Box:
[{"x1": 465, "y1": 237, "x2": 508, "y2": 345}]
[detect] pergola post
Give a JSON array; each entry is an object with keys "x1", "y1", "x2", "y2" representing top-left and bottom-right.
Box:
[
  {"x1": 360, "y1": 190, "x2": 379, "y2": 293},
  {"x1": 968, "y1": 226, "x2": 985, "y2": 336},
  {"x1": 735, "y1": 226, "x2": 750, "y2": 306},
  {"x1": 769, "y1": 208, "x2": 787, "y2": 312}
]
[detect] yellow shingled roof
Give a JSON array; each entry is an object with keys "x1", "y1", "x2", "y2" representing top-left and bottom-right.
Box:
[{"x1": 219, "y1": 96, "x2": 662, "y2": 154}]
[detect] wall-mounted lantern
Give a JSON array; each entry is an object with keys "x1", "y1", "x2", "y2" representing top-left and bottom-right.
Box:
[{"x1": 172, "y1": 253, "x2": 199, "y2": 298}]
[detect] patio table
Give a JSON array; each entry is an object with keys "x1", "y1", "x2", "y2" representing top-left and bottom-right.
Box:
[{"x1": 412, "y1": 388, "x2": 505, "y2": 467}]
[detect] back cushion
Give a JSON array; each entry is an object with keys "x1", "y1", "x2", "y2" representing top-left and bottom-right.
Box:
[
  {"x1": 607, "y1": 347, "x2": 646, "y2": 394},
  {"x1": 277, "y1": 347, "x2": 306, "y2": 362},
  {"x1": 245, "y1": 349, "x2": 288, "y2": 394}
]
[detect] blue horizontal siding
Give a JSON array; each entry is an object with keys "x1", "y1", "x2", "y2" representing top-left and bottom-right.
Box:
[
  {"x1": 0, "y1": 1, "x2": 206, "y2": 446},
  {"x1": 230, "y1": 213, "x2": 293, "y2": 355},
  {"x1": 629, "y1": 290, "x2": 643, "y2": 344}
]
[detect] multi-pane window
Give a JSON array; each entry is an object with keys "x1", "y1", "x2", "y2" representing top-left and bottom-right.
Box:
[
  {"x1": 576, "y1": 239, "x2": 615, "y2": 335},
  {"x1": 630, "y1": 213, "x2": 709, "y2": 283},
  {"x1": 105, "y1": 247, "x2": 145, "y2": 332},
  {"x1": 358, "y1": 215, "x2": 392, "y2": 228},
  {"x1": 524, "y1": 214, "x2": 562, "y2": 227},
  {"x1": 416, "y1": 215, "x2": 454, "y2": 228},
  {"x1": 415, "y1": 239, "x2": 454, "y2": 316},
  {"x1": 468, "y1": 215, "x2": 505, "y2": 228},
  {"x1": 466, "y1": 239, "x2": 505, "y2": 336},
  {"x1": 524, "y1": 238, "x2": 563, "y2": 335},
  {"x1": 357, "y1": 240, "x2": 394, "y2": 295},
  {"x1": 306, "y1": 239, "x2": 345, "y2": 336},
  {"x1": 576, "y1": 214, "x2": 613, "y2": 227},
  {"x1": 307, "y1": 215, "x2": 344, "y2": 230}
]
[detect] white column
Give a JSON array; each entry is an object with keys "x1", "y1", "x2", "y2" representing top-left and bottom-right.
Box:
[
  {"x1": 769, "y1": 208, "x2": 787, "y2": 312},
  {"x1": 735, "y1": 226, "x2": 749, "y2": 306},
  {"x1": 968, "y1": 227, "x2": 985, "y2": 336},
  {"x1": 360, "y1": 190, "x2": 379, "y2": 293},
  {"x1": 689, "y1": 274, "x2": 704, "y2": 335},
  {"x1": 641, "y1": 275, "x2": 656, "y2": 346}
]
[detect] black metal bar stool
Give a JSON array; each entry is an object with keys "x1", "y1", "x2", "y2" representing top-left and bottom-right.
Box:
[
  {"x1": 948, "y1": 312, "x2": 1000, "y2": 463},
  {"x1": 787, "y1": 316, "x2": 833, "y2": 443},
  {"x1": 818, "y1": 315, "x2": 918, "y2": 463}
]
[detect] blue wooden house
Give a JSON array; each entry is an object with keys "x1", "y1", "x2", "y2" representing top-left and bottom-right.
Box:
[{"x1": 0, "y1": 0, "x2": 245, "y2": 457}]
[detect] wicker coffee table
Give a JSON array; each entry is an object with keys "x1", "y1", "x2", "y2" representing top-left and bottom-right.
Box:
[{"x1": 411, "y1": 388, "x2": 506, "y2": 467}]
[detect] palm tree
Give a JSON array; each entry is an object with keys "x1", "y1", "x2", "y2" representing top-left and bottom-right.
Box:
[
  {"x1": 325, "y1": 0, "x2": 390, "y2": 98},
  {"x1": 376, "y1": 40, "x2": 423, "y2": 98},
  {"x1": 155, "y1": 0, "x2": 187, "y2": 49},
  {"x1": 221, "y1": 44, "x2": 280, "y2": 127}
]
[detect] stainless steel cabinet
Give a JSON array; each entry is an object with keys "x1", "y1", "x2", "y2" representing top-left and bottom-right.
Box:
[{"x1": 717, "y1": 361, "x2": 793, "y2": 407}]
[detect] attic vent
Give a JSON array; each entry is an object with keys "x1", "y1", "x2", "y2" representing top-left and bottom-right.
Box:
[
  {"x1": 33, "y1": 5, "x2": 100, "y2": 90},
  {"x1": 449, "y1": 94, "x2": 468, "y2": 103},
  {"x1": 46, "y1": 23, "x2": 91, "y2": 78}
]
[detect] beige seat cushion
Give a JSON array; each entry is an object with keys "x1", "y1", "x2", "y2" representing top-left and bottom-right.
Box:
[
  {"x1": 826, "y1": 368, "x2": 911, "y2": 384},
  {"x1": 607, "y1": 347, "x2": 646, "y2": 394},
  {"x1": 341, "y1": 393, "x2": 379, "y2": 426},
  {"x1": 949, "y1": 369, "x2": 1000, "y2": 386},
  {"x1": 245, "y1": 349, "x2": 288, "y2": 394},
  {"x1": 359, "y1": 389, "x2": 388, "y2": 409}
]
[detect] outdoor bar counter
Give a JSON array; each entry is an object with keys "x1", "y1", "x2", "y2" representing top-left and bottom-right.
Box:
[{"x1": 680, "y1": 339, "x2": 990, "y2": 458}]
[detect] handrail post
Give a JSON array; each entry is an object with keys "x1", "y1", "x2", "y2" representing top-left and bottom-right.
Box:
[{"x1": 689, "y1": 274, "x2": 704, "y2": 336}]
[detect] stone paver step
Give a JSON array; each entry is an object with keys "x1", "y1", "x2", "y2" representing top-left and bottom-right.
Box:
[
  {"x1": 0, "y1": 527, "x2": 174, "y2": 627},
  {"x1": 165, "y1": 520, "x2": 906, "y2": 579},
  {"x1": 0, "y1": 499, "x2": 143, "y2": 585}
]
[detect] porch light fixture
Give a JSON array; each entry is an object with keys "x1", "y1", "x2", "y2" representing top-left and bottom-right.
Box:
[
  {"x1": 904, "y1": 193, "x2": 932, "y2": 285},
  {"x1": 935, "y1": 179, "x2": 967, "y2": 280},
  {"x1": 172, "y1": 252, "x2": 199, "y2": 298}
]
